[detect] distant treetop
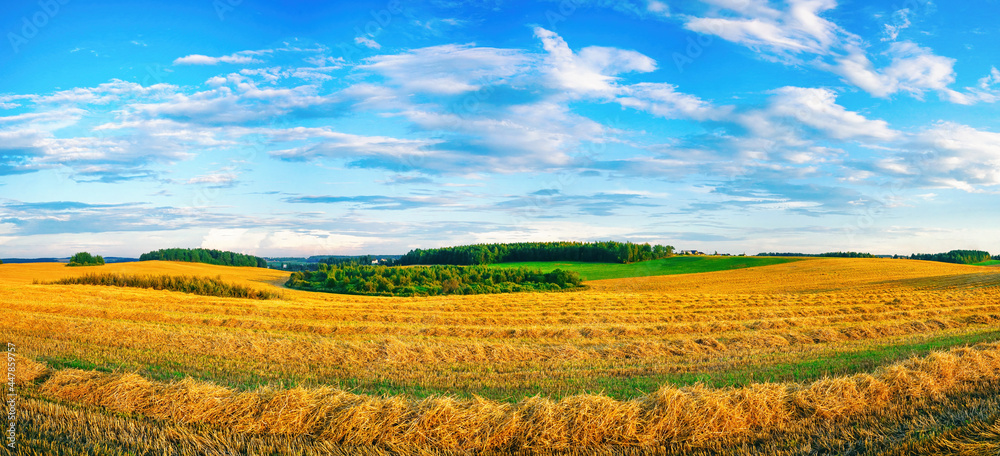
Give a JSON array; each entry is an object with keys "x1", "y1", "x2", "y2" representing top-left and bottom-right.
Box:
[{"x1": 139, "y1": 248, "x2": 267, "y2": 268}]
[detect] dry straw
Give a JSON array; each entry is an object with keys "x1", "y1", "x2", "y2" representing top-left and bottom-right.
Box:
[{"x1": 32, "y1": 342, "x2": 1000, "y2": 452}]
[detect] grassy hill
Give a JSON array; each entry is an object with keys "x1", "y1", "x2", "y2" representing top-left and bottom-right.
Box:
[
  {"x1": 974, "y1": 259, "x2": 1000, "y2": 266},
  {"x1": 488, "y1": 255, "x2": 805, "y2": 281}
]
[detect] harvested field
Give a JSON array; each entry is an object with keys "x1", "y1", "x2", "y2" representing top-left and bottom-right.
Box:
[{"x1": 4, "y1": 258, "x2": 1000, "y2": 454}]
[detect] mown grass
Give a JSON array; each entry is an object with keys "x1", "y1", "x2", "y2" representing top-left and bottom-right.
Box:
[
  {"x1": 489, "y1": 256, "x2": 805, "y2": 281},
  {"x1": 347, "y1": 328, "x2": 1000, "y2": 400},
  {"x1": 33, "y1": 328, "x2": 1000, "y2": 403}
]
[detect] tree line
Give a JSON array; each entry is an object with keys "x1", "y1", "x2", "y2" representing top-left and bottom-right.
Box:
[
  {"x1": 286, "y1": 263, "x2": 583, "y2": 297},
  {"x1": 756, "y1": 252, "x2": 876, "y2": 258},
  {"x1": 139, "y1": 248, "x2": 267, "y2": 268},
  {"x1": 397, "y1": 241, "x2": 675, "y2": 266},
  {"x1": 909, "y1": 250, "x2": 992, "y2": 264}
]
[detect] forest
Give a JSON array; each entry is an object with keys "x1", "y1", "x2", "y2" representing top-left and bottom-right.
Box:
[
  {"x1": 139, "y1": 248, "x2": 268, "y2": 268},
  {"x1": 286, "y1": 263, "x2": 583, "y2": 297},
  {"x1": 397, "y1": 241, "x2": 675, "y2": 266},
  {"x1": 909, "y1": 249, "x2": 993, "y2": 264}
]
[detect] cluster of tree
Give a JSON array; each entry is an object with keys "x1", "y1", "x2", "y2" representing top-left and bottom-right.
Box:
[
  {"x1": 909, "y1": 250, "x2": 992, "y2": 265},
  {"x1": 50, "y1": 273, "x2": 281, "y2": 300},
  {"x1": 397, "y1": 241, "x2": 675, "y2": 266},
  {"x1": 139, "y1": 248, "x2": 267, "y2": 268},
  {"x1": 757, "y1": 252, "x2": 876, "y2": 258},
  {"x1": 67, "y1": 252, "x2": 105, "y2": 266},
  {"x1": 286, "y1": 263, "x2": 583, "y2": 297}
]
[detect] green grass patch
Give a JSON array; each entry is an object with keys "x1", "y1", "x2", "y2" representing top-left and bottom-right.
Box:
[
  {"x1": 973, "y1": 260, "x2": 1000, "y2": 266},
  {"x1": 584, "y1": 329, "x2": 1000, "y2": 399},
  {"x1": 488, "y1": 256, "x2": 806, "y2": 281}
]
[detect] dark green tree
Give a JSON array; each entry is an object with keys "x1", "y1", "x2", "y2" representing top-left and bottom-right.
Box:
[{"x1": 68, "y1": 252, "x2": 105, "y2": 267}]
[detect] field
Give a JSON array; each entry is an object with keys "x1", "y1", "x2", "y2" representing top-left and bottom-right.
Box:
[
  {"x1": 488, "y1": 256, "x2": 803, "y2": 281},
  {"x1": 4, "y1": 258, "x2": 1000, "y2": 455},
  {"x1": 974, "y1": 259, "x2": 1000, "y2": 266}
]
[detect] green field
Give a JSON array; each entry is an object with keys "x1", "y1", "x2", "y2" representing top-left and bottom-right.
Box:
[
  {"x1": 974, "y1": 259, "x2": 1000, "y2": 266},
  {"x1": 489, "y1": 255, "x2": 805, "y2": 281}
]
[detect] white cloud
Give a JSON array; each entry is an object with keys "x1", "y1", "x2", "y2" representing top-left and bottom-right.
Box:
[
  {"x1": 877, "y1": 122, "x2": 1000, "y2": 190},
  {"x1": 400, "y1": 101, "x2": 608, "y2": 172},
  {"x1": 831, "y1": 41, "x2": 958, "y2": 100},
  {"x1": 359, "y1": 43, "x2": 531, "y2": 95},
  {"x1": 269, "y1": 128, "x2": 440, "y2": 162},
  {"x1": 881, "y1": 8, "x2": 911, "y2": 42},
  {"x1": 173, "y1": 50, "x2": 269, "y2": 65},
  {"x1": 617, "y1": 82, "x2": 729, "y2": 120},
  {"x1": 354, "y1": 36, "x2": 381, "y2": 50},
  {"x1": 647, "y1": 0, "x2": 670, "y2": 16},
  {"x1": 683, "y1": 0, "x2": 844, "y2": 58},
  {"x1": 200, "y1": 228, "x2": 267, "y2": 253},
  {"x1": 683, "y1": 1, "x2": 973, "y2": 104},
  {"x1": 944, "y1": 67, "x2": 1000, "y2": 105},
  {"x1": 535, "y1": 27, "x2": 656, "y2": 97},
  {"x1": 186, "y1": 168, "x2": 239, "y2": 186},
  {"x1": 259, "y1": 230, "x2": 369, "y2": 256},
  {"x1": 766, "y1": 87, "x2": 899, "y2": 140}
]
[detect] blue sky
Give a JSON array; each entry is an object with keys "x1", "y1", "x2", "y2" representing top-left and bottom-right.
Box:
[{"x1": 1, "y1": 0, "x2": 999, "y2": 258}]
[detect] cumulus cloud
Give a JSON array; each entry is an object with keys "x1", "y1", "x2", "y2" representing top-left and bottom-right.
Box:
[
  {"x1": 535, "y1": 27, "x2": 656, "y2": 97},
  {"x1": 831, "y1": 41, "x2": 958, "y2": 100},
  {"x1": 682, "y1": 1, "x2": 972, "y2": 104},
  {"x1": 765, "y1": 87, "x2": 899, "y2": 140},
  {"x1": 878, "y1": 122, "x2": 1000, "y2": 190}
]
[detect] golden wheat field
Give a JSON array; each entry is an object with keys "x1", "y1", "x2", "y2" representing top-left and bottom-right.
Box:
[{"x1": 4, "y1": 258, "x2": 1000, "y2": 455}]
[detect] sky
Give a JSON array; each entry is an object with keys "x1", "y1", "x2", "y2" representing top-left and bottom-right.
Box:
[{"x1": 1, "y1": 0, "x2": 999, "y2": 258}]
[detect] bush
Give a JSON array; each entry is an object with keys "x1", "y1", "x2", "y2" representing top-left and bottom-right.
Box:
[
  {"x1": 286, "y1": 264, "x2": 586, "y2": 297},
  {"x1": 49, "y1": 273, "x2": 281, "y2": 300}
]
